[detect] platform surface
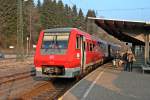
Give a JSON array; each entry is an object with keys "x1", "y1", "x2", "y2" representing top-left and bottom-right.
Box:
[{"x1": 60, "y1": 63, "x2": 150, "y2": 100}]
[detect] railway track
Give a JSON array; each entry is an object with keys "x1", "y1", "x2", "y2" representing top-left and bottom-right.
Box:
[
  {"x1": 0, "y1": 56, "x2": 32, "y2": 61},
  {"x1": 0, "y1": 57, "x2": 33, "y2": 69},
  {"x1": 20, "y1": 78, "x2": 77, "y2": 100},
  {"x1": 0, "y1": 70, "x2": 35, "y2": 85},
  {"x1": 0, "y1": 68, "x2": 76, "y2": 100}
]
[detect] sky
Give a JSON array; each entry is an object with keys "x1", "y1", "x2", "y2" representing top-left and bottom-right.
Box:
[{"x1": 34, "y1": 0, "x2": 150, "y2": 21}]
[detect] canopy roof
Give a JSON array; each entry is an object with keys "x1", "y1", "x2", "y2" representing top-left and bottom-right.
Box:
[{"x1": 88, "y1": 17, "x2": 150, "y2": 45}]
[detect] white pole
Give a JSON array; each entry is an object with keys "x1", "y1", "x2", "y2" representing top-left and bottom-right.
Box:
[{"x1": 26, "y1": 37, "x2": 29, "y2": 56}]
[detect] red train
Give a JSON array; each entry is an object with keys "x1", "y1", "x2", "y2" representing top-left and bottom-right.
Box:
[{"x1": 34, "y1": 28, "x2": 120, "y2": 78}]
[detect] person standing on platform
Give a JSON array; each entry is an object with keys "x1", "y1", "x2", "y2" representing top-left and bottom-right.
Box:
[
  {"x1": 122, "y1": 51, "x2": 128, "y2": 71},
  {"x1": 127, "y1": 50, "x2": 135, "y2": 72},
  {"x1": 115, "y1": 50, "x2": 121, "y2": 68}
]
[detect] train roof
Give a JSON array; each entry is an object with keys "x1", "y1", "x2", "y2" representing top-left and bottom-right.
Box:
[
  {"x1": 43, "y1": 28, "x2": 74, "y2": 33},
  {"x1": 43, "y1": 28, "x2": 95, "y2": 40}
]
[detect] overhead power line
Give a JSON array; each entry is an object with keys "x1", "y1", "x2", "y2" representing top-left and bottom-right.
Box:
[
  {"x1": 95, "y1": 7, "x2": 150, "y2": 12},
  {"x1": 68, "y1": 0, "x2": 150, "y2": 11}
]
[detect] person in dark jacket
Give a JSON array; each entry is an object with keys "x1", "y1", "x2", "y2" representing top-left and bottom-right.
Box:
[{"x1": 122, "y1": 51, "x2": 128, "y2": 71}]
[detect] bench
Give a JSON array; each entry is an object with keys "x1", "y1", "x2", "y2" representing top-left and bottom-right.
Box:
[
  {"x1": 141, "y1": 64, "x2": 150, "y2": 74},
  {"x1": 147, "y1": 61, "x2": 150, "y2": 65}
]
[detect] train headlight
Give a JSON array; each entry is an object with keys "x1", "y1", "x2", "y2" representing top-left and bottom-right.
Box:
[{"x1": 76, "y1": 53, "x2": 80, "y2": 59}]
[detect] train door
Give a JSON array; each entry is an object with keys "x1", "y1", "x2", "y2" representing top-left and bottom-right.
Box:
[
  {"x1": 108, "y1": 44, "x2": 111, "y2": 57},
  {"x1": 80, "y1": 35, "x2": 86, "y2": 74}
]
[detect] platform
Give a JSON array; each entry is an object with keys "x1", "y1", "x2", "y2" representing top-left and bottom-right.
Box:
[{"x1": 59, "y1": 63, "x2": 150, "y2": 100}]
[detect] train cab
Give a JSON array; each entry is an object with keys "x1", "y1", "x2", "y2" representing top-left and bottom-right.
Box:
[{"x1": 34, "y1": 28, "x2": 85, "y2": 78}]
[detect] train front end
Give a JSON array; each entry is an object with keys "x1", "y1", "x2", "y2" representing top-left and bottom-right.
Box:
[{"x1": 34, "y1": 28, "x2": 78, "y2": 78}]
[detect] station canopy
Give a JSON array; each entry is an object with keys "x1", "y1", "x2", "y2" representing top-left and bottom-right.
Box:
[{"x1": 88, "y1": 17, "x2": 150, "y2": 45}]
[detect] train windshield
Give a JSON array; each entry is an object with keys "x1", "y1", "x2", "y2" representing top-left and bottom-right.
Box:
[{"x1": 41, "y1": 32, "x2": 70, "y2": 55}]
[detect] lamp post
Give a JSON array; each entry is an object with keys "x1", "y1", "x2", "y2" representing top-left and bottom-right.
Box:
[
  {"x1": 17, "y1": 0, "x2": 28, "y2": 60},
  {"x1": 29, "y1": 2, "x2": 32, "y2": 51},
  {"x1": 17, "y1": 0, "x2": 23, "y2": 60}
]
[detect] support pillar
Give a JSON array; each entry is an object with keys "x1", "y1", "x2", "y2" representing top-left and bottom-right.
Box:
[
  {"x1": 144, "y1": 34, "x2": 149, "y2": 64},
  {"x1": 132, "y1": 44, "x2": 135, "y2": 55},
  {"x1": 148, "y1": 34, "x2": 150, "y2": 62}
]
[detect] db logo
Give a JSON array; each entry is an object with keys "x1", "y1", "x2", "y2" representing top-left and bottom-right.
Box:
[{"x1": 49, "y1": 55, "x2": 54, "y2": 59}]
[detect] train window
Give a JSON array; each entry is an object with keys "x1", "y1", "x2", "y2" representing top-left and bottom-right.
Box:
[
  {"x1": 76, "y1": 36, "x2": 80, "y2": 49},
  {"x1": 90, "y1": 43, "x2": 93, "y2": 51},
  {"x1": 99, "y1": 42, "x2": 106, "y2": 52},
  {"x1": 42, "y1": 35, "x2": 69, "y2": 49},
  {"x1": 93, "y1": 44, "x2": 95, "y2": 50},
  {"x1": 87, "y1": 42, "x2": 89, "y2": 51},
  {"x1": 41, "y1": 33, "x2": 69, "y2": 54}
]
